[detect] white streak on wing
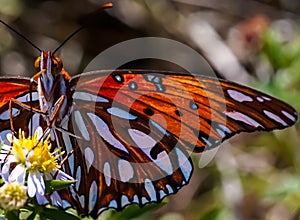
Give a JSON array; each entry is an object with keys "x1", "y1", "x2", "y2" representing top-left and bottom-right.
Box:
[
  {"x1": 263, "y1": 96, "x2": 271, "y2": 101},
  {"x1": 61, "y1": 123, "x2": 75, "y2": 174},
  {"x1": 227, "y1": 89, "x2": 253, "y2": 102},
  {"x1": 176, "y1": 148, "x2": 192, "y2": 182},
  {"x1": 216, "y1": 128, "x2": 225, "y2": 138},
  {"x1": 257, "y1": 97, "x2": 264, "y2": 102},
  {"x1": 0, "y1": 108, "x2": 20, "y2": 120},
  {"x1": 107, "y1": 107, "x2": 137, "y2": 120},
  {"x1": 225, "y1": 111, "x2": 263, "y2": 128},
  {"x1": 144, "y1": 178, "x2": 157, "y2": 201},
  {"x1": 128, "y1": 129, "x2": 173, "y2": 175},
  {"x1": 282, "y1": 110, "x2": 297, "y2": 122},
  {"x1": 75, "y1": 167, "x2": 81, "y2": 191},
  {"x1": 16, "y1": 91, "x2": 39, "y2": 102},
  {"x1": 150, "y1": 120, "x2": 167, "y2": 135},
  {"x1": 74, "y1": 111, "x2": 90, "y2": 141},
  {"x1": 79, "y1": 195, "x2": 85, "y2": 209},
  {"x1": 103, "y1": 162, "x2": 111, "y2": 187},
  {"x1": 118, "y1": 159, "x2": 134, "y2": 182},
  {"x1": 28, "y1": 113, "x2": 40, "y2": 135},
  {"x1": 87, "y1": 113, "x2": 129, "y2": 153},
  {"x1": 84, "y1": 147, "x2": 94, "y2": 171},
  {"x1": 88, "y1": 181, "x2": 98, "y2": 213},
  {"x1": 264, "y1": 110, "x2": 287, "y2": 126},
  {"x1": 73, "y1": 91, "x2": 109, "y2": 103},
  {"x1": 218, "y1": 124, "x2": 232, "y2": 134}
]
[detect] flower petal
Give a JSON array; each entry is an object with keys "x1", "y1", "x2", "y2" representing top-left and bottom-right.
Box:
[
  {"x1": 27, "y1": 173, "x2": 37, "y2": 197},
  {"x1": 9, "y1": 164, "x2": 25, "y2": 185},
  {"x1": 33, "y1": 172, "x2": 45, "y2": 196}
]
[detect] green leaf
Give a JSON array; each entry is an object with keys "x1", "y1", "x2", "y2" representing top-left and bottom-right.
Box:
[
  {"x1": 5, "y1": 210, "x2": 19, "y2": 220},
  {"x1": 44, "y1": 180, "x2": 76, "y2": 193},
  {"x1": 107, "y1": 200, "x2": 167, "y2": 220},
  {"x1": 39, "y1": 207, "x2": 80, "y2": 220}
]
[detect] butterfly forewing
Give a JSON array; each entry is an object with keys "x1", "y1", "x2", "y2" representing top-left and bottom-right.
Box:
[{"x1": 0, "y1": 78, "x2": 41, "y2": 140}]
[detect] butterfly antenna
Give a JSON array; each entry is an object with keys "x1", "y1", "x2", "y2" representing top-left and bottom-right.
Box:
[
  {"x1": 0, "y1": 20, "x2": 42, "y2": 53},
  {"x1": 53, "y1": 2, "x2": 113, "y2": 54}
]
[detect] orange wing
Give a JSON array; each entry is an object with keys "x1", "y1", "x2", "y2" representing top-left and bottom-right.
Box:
[
  {"x1": 70, "y1": 70, "x2": 297, "y2": 152},
  {"x1": 0, "y1": 77, "x2": 39, "y2": 138}
]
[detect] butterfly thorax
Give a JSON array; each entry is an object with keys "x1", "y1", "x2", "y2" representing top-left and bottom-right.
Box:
[{"x1": 34, "y1": 51, "x2": 71, "y2": 125}]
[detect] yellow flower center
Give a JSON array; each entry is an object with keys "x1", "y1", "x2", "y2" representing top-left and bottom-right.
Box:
[
  {"x1": 10, "y1": 130, "x2": 63, "y2": 173},
  {"x1": 0, "y1": 182, "x2": 27, "y2": 210}
]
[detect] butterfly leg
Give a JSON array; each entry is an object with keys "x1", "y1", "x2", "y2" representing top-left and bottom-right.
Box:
[{"x1": 9, "y1": 98, "x2": 45, "y2": 136}]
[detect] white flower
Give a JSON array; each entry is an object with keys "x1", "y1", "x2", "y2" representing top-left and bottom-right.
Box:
[
  {"x1": 0, "y1": 182, "x2": 27, "y2": 211},
  {"x1": 0, "y1": 127, "x2": 73, "y2": 205}
]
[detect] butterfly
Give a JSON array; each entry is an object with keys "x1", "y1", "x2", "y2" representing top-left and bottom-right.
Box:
[{"x1": 0, "y1": 50, "x2": 297, "y2": 218}]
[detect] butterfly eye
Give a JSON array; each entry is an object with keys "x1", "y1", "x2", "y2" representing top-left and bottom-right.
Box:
[
  {"x1": 51, "y1": 55, "x2": 63, "y2": 75},
  {"x1": 34, "y1": 56, "x2": 41, "y2": 71}
]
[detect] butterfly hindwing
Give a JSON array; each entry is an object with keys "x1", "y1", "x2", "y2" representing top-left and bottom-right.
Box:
[{"x1": 54, "y1": 90, "x2": 193, "y2": 217}]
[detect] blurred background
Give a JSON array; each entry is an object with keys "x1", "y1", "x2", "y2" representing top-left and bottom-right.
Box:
[{"x1": 1, "y1": 0, "x2": 300, "y2": 219}]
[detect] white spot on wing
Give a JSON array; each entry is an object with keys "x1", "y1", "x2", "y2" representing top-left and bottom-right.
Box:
[
  {"x1": 89, "y1": 181, "x2": 98, "y2": 213},
  {"x1": 176, "y1": 148, "x2": 192, "y2": 182},
  {"x1": 159, "y1": 190, "x2": 166, "y2": 199},
  {"x1": 74, "y1": 111, "x2": 90, "y2": 141},
  {"x1": 166, "y1": 184, "x2": 173, "y2": 194},
  {"x1": 84, "y1": 147, "x2": 94, "y2": 171},
  {"x1": 121, "y1": 195, "x2": 130, "y2": 207},
  {"x1": 118, "y1": 159, "x2": 134, "y2": 182},
  {"x1": 107, "y1": 107, "x2": 137, "y2": 120},
  {"x1": 88, "y1": 113, "x2": 129, "y2": 153},
  {"x1": 108, "y1": 200, "x2": 117, "y2": 208},
  {"x1": 225, "y1": 111, "x2": 263, "y2": 128},
  {"x1": 144, "y1": 179, "x2": 157, "y2": 201},
  {"x1": 103, "y1": 162, "x2": 111, "y2": 187},
  {"x1": 156, "y1": 151, "x2": 173, "y2": 175},
  {"x1": 132, "y1": 195, "x2": 139, "y2": 203},
  {"x1": 141, "y1": 197, "x2": 148, "y2": 204},
  {"x1": 227, "y1": 89, "x2": 253, "y2": 102},
  {"x1": 264, "y1": 110, "x2": 287, "y2": 126}
]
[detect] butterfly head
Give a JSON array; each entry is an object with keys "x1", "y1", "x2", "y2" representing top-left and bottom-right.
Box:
[{"x1": 34, "y1": 51, "x2": 63, "y2": 75}]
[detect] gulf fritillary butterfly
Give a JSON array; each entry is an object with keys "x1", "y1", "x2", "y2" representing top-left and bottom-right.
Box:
[{"x1": 0, "y1": 5, "x2": 297, "y2": 219}]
